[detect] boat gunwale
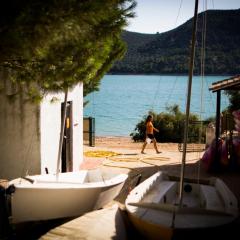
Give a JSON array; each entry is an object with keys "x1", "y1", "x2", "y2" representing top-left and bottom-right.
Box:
[{"x1": 9, "y1": 174, "x2": 128, "y2": 189}]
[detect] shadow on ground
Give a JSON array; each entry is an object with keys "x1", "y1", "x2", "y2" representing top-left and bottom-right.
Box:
[{"x1": 4, "y1": 161, "x2": 240, "y2": 240}]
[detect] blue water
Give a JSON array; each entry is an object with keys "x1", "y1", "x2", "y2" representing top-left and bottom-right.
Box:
[{"x1": 84, "y1": 75, "x2": 230, "y2": 136}]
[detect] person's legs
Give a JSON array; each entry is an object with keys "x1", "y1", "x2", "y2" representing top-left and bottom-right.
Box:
[
  {"x1": 153, "y1": 138, "x2": 161, "y2": 153},
  {"x1": 141, "y1": 141, "x2": 147, "y2": 153}
]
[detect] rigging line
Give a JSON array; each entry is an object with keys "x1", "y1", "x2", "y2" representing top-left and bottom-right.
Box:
[
  {"x1": 20, "y1": 108, "x2": 42, "y2": 177},
  {"x1": 205, "y1": 78, "x2": 215, "y2": 109},
  {"x1": 211, "y1": 0, "x2": 215, "y2": 9},
  {"x1": 20, "y1": 113, "x2": 38, "y2": 181},
  {"x1": 197, "y1": 0, "x2": 208, "y2": 183},
  {"x1": 148, "y1": 0, "x2": 184, "y2": 116},
  {"x1": 151, "y1": 0, "x2": 183, "y2": 112},
  {"x1": 165, "y1": 76, "x2": 179, "y2": 107},
  {"x1": 199, "y1": 0, "x2": 207, "y2": 118},
  {"x1": 150, "y1": 76, "x2": 162, "y2": 111},
  {"x1": 174, "y1": 0, "x2": 183, "y2": 27}
]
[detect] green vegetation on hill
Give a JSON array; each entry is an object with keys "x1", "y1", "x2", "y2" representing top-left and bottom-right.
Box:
[{"x1": 110, "y1": 9, "x2": 240, "y2": 75}]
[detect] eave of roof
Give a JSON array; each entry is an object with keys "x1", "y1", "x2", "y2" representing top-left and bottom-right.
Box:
[{"x1": 209, "y1": 75, "x2": 240, "y2": 92}]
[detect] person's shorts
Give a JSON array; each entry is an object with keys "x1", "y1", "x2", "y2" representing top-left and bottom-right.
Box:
[{"x1": 147, "y1": 134, "x2": 154, "y2": 139}]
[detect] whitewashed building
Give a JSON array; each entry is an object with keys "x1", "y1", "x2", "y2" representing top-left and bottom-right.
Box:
[{"x1": 0, "y1": 76, "x2": 83, "y2": 180}]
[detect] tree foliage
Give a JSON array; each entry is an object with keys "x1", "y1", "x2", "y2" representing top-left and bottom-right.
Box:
[
  {"x1": 130, "y1": 105, "x2": 208, "y2": 143},
  {"x1": 225, "y1": 90, "x2": 240, "y2": 111},
  {"x1": 0, "y1": 0, "x2": 136, "y2": 101}
]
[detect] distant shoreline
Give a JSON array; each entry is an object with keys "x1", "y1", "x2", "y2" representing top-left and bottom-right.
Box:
[
  {"x1": 107, "y1": 73, "x2": 233, "y2": 77},
  {"x1": 95, "y1": 135, "x2": 132, "y2": 140}
]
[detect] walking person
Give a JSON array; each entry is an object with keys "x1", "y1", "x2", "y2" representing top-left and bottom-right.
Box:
[{"x1": 141, "y1": 115, "x2": 161, "y2": 154}]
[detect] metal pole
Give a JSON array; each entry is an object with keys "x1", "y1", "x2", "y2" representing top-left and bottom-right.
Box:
[
  {"x1": 56, "y1": 89, "x2": 68, "y2": 180},
  {"x1": 89, "y1": 117, "x2": 95, "y2": 147},
  {"x1": 179, "y1": 0, "x2": 199, "y2": 206}
]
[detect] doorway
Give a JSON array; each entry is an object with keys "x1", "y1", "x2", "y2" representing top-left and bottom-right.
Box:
[{"x1": 61, "y1": 101, "x2": 73, "y2": 172}]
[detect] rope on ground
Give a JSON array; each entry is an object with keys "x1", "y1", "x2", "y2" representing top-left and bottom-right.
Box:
[
  {"x1": 108, "y1": 155, "x2": 170, "y2": 162},
  {"x1": 102, "y1": 161, "x2": 141, "y2": 172},
  {"x1": 84, "y1": 150, "x2": 121, "y2": 158},
  {"x1": 108, "y1": 156, "x2": 139, "y2": 162},
  {"x1": 102, "y1": 158, "x2": 141, "y2": 174},
  {"x1": 102, "y1": 154, "x2": 171, "y2": 169},
  {"x1": 103, "y1": 154, "x2": 202, "y2": 169},
  {"x1": 143, "y1": 156, "x2": 170, "y2": 161},
  {"x1": 103, "y1": 155, "x2": 141, "y2": 171}
]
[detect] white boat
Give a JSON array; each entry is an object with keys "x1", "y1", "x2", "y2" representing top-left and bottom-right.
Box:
[
  {"x1": 8, "y1": 169, "x2": 128, "y2": 223},
  {"x1": 125, "y1": 171, "x2": 238, "y2": 240},
  {"x1": 125, "y1": 1, "x2": 238, "y2": 239},
  {"x1": 7, "y1": 90, "x2": 128, "y2": 224}
]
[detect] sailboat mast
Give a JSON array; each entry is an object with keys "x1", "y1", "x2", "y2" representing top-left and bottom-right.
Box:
[
  {"x1": 56, "y1": 89, "x2": 68, "y2": 179},
  {"x1": 179, "y1": 0, "x2": 199, "y2": 206}
]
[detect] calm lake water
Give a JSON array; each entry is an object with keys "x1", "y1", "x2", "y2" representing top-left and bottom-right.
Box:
[{"x1": 84, "y1": 75, "x2": 230, "y2": 137}]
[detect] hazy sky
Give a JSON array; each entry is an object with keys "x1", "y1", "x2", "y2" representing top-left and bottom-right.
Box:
[{"x1": 126, "y1": 0, "x2": 240, "y2": 34}]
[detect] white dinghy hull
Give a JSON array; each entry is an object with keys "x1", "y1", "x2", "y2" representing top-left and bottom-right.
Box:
[
  {"x1": 9, "y1": 170, "x2": 128, "y2": 223},
  {"x1": 125, "y1": 171, "x2": 238, "y2": 240}
]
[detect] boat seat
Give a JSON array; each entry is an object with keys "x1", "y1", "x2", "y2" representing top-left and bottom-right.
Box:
[
  {"x1": 32, "y1": 171, "x2": 88, "y2": 184},
  {"x1": 144, "y1": 181, "x2": 176, "y2": 204},
  {"x1": 200, "y1": 185, "x2": 224, "y2": 211}
]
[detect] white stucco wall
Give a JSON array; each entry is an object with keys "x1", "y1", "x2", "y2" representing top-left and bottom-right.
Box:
[
  {"x1": 0, "y1": 73, "x2": 41, "y2": 180},
  {"x1": 0, "y1": 66, "x2": 83, "y2": 179},
  {"x1": 0, "y1": 99, "x2": 41, "y2": 180},
  {"x1": 40, "y1": 83, "x2": 83, "y2": 174}
]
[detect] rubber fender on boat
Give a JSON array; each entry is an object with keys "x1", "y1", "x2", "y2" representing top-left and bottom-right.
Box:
[{"x1": 6, "y1": 185, "x2": 15, "y2": 195}]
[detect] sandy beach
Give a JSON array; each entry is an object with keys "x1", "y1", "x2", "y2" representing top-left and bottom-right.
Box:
[
  {"x1": 83, "y1": 136, "x2": 206, "y2": 177},
  {"x1": 83, "y1": 136, "x2": 240, "y2": 203}
]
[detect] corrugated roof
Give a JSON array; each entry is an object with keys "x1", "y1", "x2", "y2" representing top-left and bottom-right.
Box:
[{"x1": 209, "y1": 75, "x2": 240, "y2": 92}]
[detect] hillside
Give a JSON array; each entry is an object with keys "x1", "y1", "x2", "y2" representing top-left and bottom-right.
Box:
[{"x1": 110, "y1": 9, "x2": 240, "y2": 75}]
